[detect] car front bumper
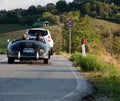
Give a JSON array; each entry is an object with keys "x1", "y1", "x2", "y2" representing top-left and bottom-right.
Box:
[{"x1": 8, "y1": 52, "x2": 48, "y2": 60}]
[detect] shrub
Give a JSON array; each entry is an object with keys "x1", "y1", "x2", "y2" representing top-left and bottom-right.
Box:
[
  {"x1": 70, "y1": 52, "x2": 81, "y2": 61},
  {"x1": 70, "y1": 52, "x2": 117, "y2": 72}
]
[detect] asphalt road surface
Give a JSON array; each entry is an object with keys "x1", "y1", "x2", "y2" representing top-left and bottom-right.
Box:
[{"x1": 0, "y1": 55, "x2": 92, "y2": 101}]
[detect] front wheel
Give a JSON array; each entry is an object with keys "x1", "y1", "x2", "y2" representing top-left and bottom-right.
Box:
[
  {"x1": 50, "y1": 48, "x2": 53, "y2": 55},
  {"x1": 49, "y1": 51, "x2": 51, "y2": 59},
  {"x1": 8, "y1": 58, "x2": 14, "y2": 64},
  {"x1": 44, "y1": 59, "x2": 48, "y2": 64}
]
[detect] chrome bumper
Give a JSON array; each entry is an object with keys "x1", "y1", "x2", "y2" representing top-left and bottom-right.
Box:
[{"x1": 8, "y1": 52, "x2": 48, "y2": 60}]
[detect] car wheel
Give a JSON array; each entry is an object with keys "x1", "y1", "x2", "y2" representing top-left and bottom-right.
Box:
[
  {"x1": 8, "y1": 58, "x2": 14, "y2": 64},
  {"x1": 44, "y1": 59, "x2": 48, "y2": 64},
  {"x1": 49, "y1": 51, "x2": 51, "y2": 59},
  {"x1": 50, "y1": 48, "x2": 53, "y2": 55}
]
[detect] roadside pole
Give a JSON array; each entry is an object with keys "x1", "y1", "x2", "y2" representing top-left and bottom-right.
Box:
[
  {"x1": 81, "y1": 39, "x2": 86, "y2": 56},
  {"x1": 82, "y1": 44, "x2": 86, "y2": 56},
  {"x1": 66, "y1": 19, "x2": 74, "y2": 54},
  {"x1": 69, "y1": 28, "x2": 71, "y2": 54}
]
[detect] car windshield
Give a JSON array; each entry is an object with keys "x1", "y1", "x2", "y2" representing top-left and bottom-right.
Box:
[{"x1": 28, "y1": 30, "x2": 48, "y2": 36}]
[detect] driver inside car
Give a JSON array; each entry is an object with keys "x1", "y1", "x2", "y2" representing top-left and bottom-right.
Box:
[{"x1": 36, "y1": 32, "x2": 44, "y2": 42}]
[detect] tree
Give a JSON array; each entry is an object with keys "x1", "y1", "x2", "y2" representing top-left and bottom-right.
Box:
[
  {"x1": 81, "y1": 2, "x2": 91, "y2": 15},
  {"x1": 37, "y1": 5, "x2": 46, "y2": 14},
  {"x1": 62, "y1": 11, "x2": 101, "y2": 53},
  {"x1": 56, "y1": 0, "x2": 69, "y2": 13},
  {"x1": 27, "y1": 5, "x2": 37, "y2": 15},
  {"x1": 73, "y1": 0, "x2": 89, "y2": 4},
  {"x1": 0, "y1": 10, "x2": 7, "y2": 23},
  {"x1": 46, "y1": 3, "x2": 57, "y2": 14},
  {"x1": 5, "y1": 10, "x2": 19, "y2": 24},
  {"x1": 41, "y1": 12, "x2": 60, "y2": 24},
  {"x1": 68, "y1": 2, "x2": 79, "y2": 11}
]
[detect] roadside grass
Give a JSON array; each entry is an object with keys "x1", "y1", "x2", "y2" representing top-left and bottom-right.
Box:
[
  {"x1": 70, "y1": 52, "x2": 120, "y2": 101},
  {"x1": 94, "y1": 75, "x2": 120, "y2": 101}
]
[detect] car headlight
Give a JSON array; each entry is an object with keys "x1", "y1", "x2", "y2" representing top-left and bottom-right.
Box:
[{"x1": 39, "y1": 49, "x2": 44, "y2": 55}]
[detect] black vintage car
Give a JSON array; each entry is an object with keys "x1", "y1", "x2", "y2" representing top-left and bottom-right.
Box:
[{"x1": 7, "y1": 39, "x2": 51, "y2": 64}]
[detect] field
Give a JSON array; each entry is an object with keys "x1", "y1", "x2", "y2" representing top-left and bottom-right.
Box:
[
  {"x1": 0, "y1": 24, "x2": 30, "y2": 53},
  {"x1": 0, "y1": 24, "x2": 29, "y2": 34},
  {"x1": 0, "y1": 30, "x2": 26, "y2": 53}
]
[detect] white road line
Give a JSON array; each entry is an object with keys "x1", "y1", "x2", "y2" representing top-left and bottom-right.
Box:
[{"x1": 54, "y1": 56, "x2": 92, "y2": 101}]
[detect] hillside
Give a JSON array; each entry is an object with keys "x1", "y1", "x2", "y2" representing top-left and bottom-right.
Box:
[
  {"x1": 92, "y1": 18, "x2": 120, "y2": 59},
  {"x1": 0, "y1": 24, "x2": 29, "y2": 34},
  {"x1": 93, "y1": 19, "x2": 120, "y2": 35}
]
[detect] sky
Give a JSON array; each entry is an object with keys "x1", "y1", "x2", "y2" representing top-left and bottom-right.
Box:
[{"x1": 0, "y1": 0, "x2": 73, "y2": 10}]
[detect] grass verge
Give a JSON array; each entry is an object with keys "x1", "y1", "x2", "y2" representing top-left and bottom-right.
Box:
[{"x1": 70, "y1": 52, "x2": 120, "y2": 101}]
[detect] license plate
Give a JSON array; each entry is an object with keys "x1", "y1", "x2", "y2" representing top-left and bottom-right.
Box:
[{"x1": 23, "y1": 48, "x2": 34, "y2": 53}]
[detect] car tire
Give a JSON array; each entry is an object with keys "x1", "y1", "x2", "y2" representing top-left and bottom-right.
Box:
[
  {"x1": 44, "y1": 59, "x2": 48, "y2": 64},
  {"x1": 8, "y1": 58, "x2": 14, "y2": 64},
  {"x1": 49, "y1": 51, "x2": 51, "y2": 59},
  {"x1": 50, "y1": 48, "x2": 53, "y2": 55}
]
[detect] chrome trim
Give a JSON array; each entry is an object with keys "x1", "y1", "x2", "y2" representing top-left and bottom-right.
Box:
[
  {"x1": 18, "y1": 51, "x2": 20, "y2": 59},
  {"x1": 36, "y1": 52, "x2": 39, "y2": 59}
]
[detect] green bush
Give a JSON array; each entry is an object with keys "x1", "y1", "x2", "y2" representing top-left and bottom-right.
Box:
[
  {"x1": 70, "y1": 52, "x2": 117, "y2": 72},
  {"x1": 71, "y1": 52, "x2": 120, "y2": 101},
  {"x1": 70, "y1": 52, "x2": 81, "y2": 61},
  {"x1": 94, "y1": 74, "x2": 120, "y2": 101}
]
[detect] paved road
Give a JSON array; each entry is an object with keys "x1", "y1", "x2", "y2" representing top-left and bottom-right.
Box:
[{"x1": 0, "y1": 55, "x2": 92, "y2": 101}]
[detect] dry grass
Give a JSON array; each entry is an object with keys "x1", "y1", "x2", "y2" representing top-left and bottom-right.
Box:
[
  {"x1": 59, "y1": 51, "x2": 72, "y2": 59},
  {"x1": 100, "y1": 51, "x2": 120, "y2": 69},
  {"x1": 93, "y1": 19, "x2": 120, "y2": 31},
  {"x1": 92, "y1": 18, "x2": 120, "y2": 68}
]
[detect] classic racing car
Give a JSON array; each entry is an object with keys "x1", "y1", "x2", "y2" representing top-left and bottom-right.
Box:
[{"x1": 7, "y1": 39, "x2": 51, "y2": 64}]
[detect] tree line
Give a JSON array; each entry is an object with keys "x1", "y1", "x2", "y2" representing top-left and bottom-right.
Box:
[{"x1": 0, "y1": 0, "x2": 120, "y2": 25}]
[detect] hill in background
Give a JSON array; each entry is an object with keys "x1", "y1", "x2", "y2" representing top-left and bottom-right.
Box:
[{"x1": 0, "y1": 24, "x2": 29, "y2": 34}]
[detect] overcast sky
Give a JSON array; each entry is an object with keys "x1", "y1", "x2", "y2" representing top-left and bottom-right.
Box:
[{"x1": 0, "y1": 0, "x2": 73, "y2": 10}]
